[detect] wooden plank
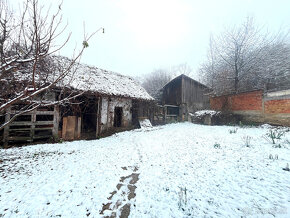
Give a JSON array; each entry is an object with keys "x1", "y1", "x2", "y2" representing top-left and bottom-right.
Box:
[
  {"x1": 7, "y1": 136, "x2": 32, "y2": 141},
  {"x1": 166, "y1": 115, "x2": 178, "y2": 117},
  {"x1": 65, "y1": 116, "x2": 76, "y2": 140},
  {"x1": 10, "y1": 121, "x2": 54, "y2": 126},
  {"x1": 163, "y1": 106, "x2": 166, "y2": 123},
  {"x1": 10, "y1": 110, "x2": 55, "y2": 115},
  {"x1": 96, "y1": 97, "x2": 101, "y2": 137},
  {"x1": 107, "y1": 98, "x2": 110, "y2": 129},
  {"x1": 33, "y1": 135, "x2": 51, "y2": 140},
  {"x1": 31, "y1": 110, "x2": 36, "y2": 142},
  {"x1": 9, "y1": 127, "x2": 53, "y2": 131},
  {"x1": 52, "y1": 105, "x2": 60, "y2": 140},
  {"x1": 3, "y1": 107, "x2": 11, "y2": 148},
  {"x1": 163, "y1": 104, "x2": 179, "y2": 107},
  {"x1": 62, "y1": 117, "x2": 67, "y2": 139},
  {"x1": 76, "y1": 117, "x2": 81, "y2": 139},
  {"x1": 36, "y1": 121, "x2": 54, "y2": 125},
  {"x1": 9, "y1": 122, "x2": 33, "y2": 126}
]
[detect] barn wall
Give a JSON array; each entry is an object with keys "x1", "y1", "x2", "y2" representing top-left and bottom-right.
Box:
[
  {"x1": 182, "y1": 77, "x2": 210, "y2": 113},
  {"x1": 132, "y1": 100, "x2": 154, "y2": 126},
  {"x1": 162, "y1": 77, "x2": 182, "y2": 105},
  {"x1": 100, "y1": 97, "x2": 132, "y2": 134},
  {"x1": 210, "y1": 90, "x2": 290, "y2": 126}
]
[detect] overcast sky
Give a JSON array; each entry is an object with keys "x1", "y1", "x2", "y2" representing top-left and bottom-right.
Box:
[{"x1": 12, "y1": 0, "x2": 290, "y2": 79}]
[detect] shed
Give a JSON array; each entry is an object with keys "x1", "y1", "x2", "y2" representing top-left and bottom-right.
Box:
[
  {"x1": 1, "y1": 56, "x2": 154, "y2": 147},
  {"x1": 160, "y1": 74, "x2": 210, "y2": 122}
]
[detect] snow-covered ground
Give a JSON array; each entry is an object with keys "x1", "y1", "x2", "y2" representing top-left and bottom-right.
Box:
[{"x1": 1, "y1": 123, "x2": 290, "y2": 217}]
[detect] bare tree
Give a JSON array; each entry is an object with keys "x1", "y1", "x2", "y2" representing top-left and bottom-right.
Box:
[
  {"x1": 199, "y1": 34, "x2": 218, "y2": 89},
  {"x1": 0, "y1": 0, "x2": 103, "y2": 130},
  {"x1": 199, "y1": 16, "x2": 290, "y2": 95},
  {"x1": 171, "y1": 63, "x2": 193, "y2": 78},
  {"x1": 251, "y1": 41, "x2": 290, "y2": 91},
  {"x1": 142, "y1": 63, "x2": 195, "y2": 100},
  {"x1": 142, "y1": 68, "x2": 172, "y2": 99}
]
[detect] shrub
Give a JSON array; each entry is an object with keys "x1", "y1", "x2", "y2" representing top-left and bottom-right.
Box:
[
  {"x1": 269, "y1": 154, "x2": 278, "y2": 160},
  {"x1": 178, "y1": 187, "x2": 187, "y2": 210},
  {"x1": 214, "y1": 143, "x2": 221, "y2": 149},
  {"x1": 242, "y1": 135, "x2": 252, "y2": 147},
  {"x1": 229, "y1": 128, "x2": 238, "y2": 134},
  {"x1": 264, "y1": 129, "x2": 285, "y2": 145}
]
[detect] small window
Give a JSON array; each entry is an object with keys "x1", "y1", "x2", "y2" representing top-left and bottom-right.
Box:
[{"x1": 167, "y1": 106, "x2": 179, "y2": 115}]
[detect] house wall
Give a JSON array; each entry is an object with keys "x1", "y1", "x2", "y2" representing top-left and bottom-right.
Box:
[
  {"x1": 210, "y1": 90, "x2": 290, "y2": 126},
  {"x1": 100, "y1": 97, "x2": 132, "y2": 134}
]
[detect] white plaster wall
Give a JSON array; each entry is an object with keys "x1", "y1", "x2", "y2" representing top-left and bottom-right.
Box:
[
  {"x1": 108, "y1": 97, "x2": 132, "y2": 128},
  {"x1": 100, "y1": 97, "x2": 132, "y2": 132},
  {"x1": 101, "y1": 97, "x2": 108, "y2": 125}
]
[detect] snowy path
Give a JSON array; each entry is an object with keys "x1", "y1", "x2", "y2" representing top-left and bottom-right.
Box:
[
  {"x1": 100, "y1": 166, "x2": 140, "y2": 217},
  {"x1": 1, "y1": 123, "x2": 290, "y2": 217}
]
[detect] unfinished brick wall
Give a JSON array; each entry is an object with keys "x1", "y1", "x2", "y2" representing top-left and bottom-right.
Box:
[
  {"x1": 265, "y1": 99, "x2": 290, "y2": 114},
  {"x1": 210, "y1": 90, "x2": 263, "y2": 111},
  {"x1": 210, "y1": 90, "x2": 290, "y2": 126},
  {"x1": 210, "y1": 96, "x2": 229, "y2": 111},
  {"x1": 231, "y1": 91, "x2": 263, "y2": 111}
]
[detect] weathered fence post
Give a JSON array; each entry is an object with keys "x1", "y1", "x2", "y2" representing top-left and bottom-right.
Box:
[
  {"x1": 3, "y1": 107, "x2": 11, "y2": 148},
  {"x1": 52, "y1": 105, "x2": 60, "y2": 141}
]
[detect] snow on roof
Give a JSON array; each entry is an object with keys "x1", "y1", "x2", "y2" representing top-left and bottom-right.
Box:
[
  {"x1": 14, "y1": 56, "x2": 154, "y2": 101},
  {"x1": 162, "y1": 74, "x2": 208, "y2": 90},
  {"x1": 56, "y1": 56, "x2": 154, "y2": 100}
]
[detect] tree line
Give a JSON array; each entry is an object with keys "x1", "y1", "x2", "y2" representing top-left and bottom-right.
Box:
[
  {"x1": 199, "y1": 17, "x2": 290, "y2": 95},
  {"x1": 141, "y1": 17, "x2": 290, "y2": 98}
]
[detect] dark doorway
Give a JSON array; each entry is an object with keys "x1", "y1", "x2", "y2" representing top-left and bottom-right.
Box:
[
  {"x1": 82, "y1": 98, "x2": 98, "y2": 136},
  {"x1": 59, "y1": 95, "x2": 99, "y2": 140},
  {"x1": 114, "y1": 107, "x2": 123, "y2": 127}
]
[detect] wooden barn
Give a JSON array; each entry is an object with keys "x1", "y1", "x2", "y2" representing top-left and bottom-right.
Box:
[
  {"x1": 159, "y1": 74, "x2": 210, "y2": 122},
  {"x1": 0, "y1": 56, "x2": 154, "y2": 147}
]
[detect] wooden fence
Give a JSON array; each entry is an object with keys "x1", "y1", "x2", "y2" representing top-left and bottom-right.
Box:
[{"x1": 1, "y1": 105, "x2": 59, "y2": 147}]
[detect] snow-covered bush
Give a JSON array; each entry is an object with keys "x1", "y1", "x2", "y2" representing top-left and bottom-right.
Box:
[
  {"x1": 190, "y1": 110, "x2": 241, "y2": 126},
  {"x1": 193, "y1": 110, "x2": 221, "y2": 118}
]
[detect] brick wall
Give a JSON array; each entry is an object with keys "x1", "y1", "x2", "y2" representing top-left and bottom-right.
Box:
[
  {"x1": 210, "y1": 96, "x2": 228, "y2": 111},
  {"x1": 230, "y1": 91, "x2": 262, "y2": 111},
  {"x1": 265, "y1": 99, "x2": 290, "y2": 114},
  {"x1": 210, "y1": 90, "x2": 263, "y2": 111},
  {"x1": 210, "y1": 90, "x2": 290, "y2": 126}
]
